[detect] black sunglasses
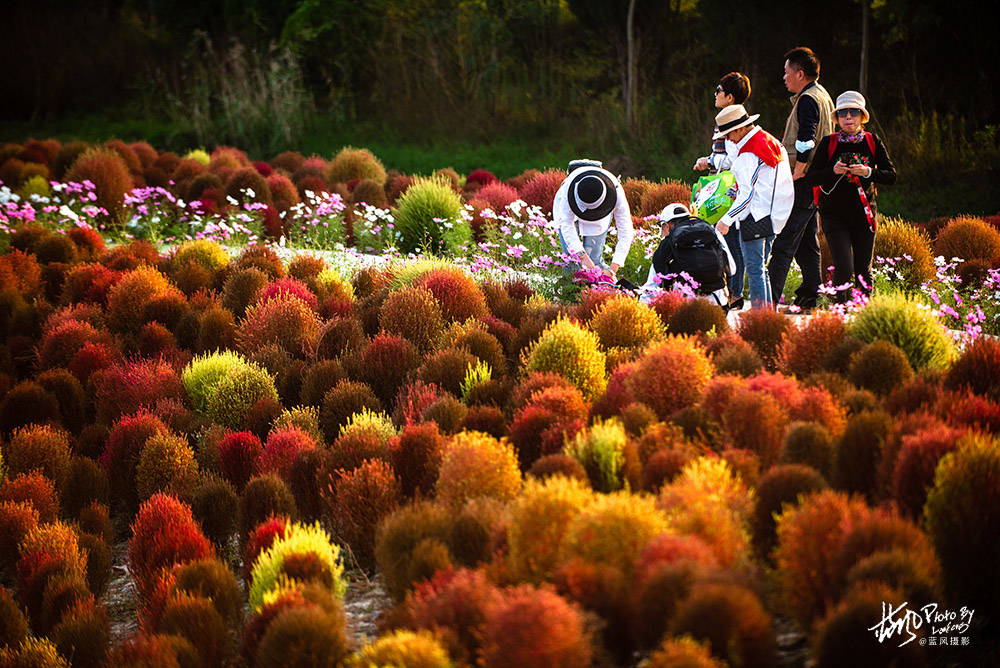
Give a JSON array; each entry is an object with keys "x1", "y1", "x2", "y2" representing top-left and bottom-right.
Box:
[
  {"x1": 715, "y1": 85, "x2": 724, "y2": 94},
  {"x1": 837, "y1": 109, "x2": 862, "y2": 118}
]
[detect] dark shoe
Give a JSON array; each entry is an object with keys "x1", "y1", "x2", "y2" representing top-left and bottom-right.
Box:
[{"x1": 728, "y1": 298, "x2": 744, "y2": 311}]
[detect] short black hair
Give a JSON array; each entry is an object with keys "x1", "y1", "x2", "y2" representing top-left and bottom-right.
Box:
[
  {"x1": 784, "y1": 46, "x2": 820, "y2": 80},
  {"x1": 718, "y1": 72, "x2": 751, "y2": 104}
]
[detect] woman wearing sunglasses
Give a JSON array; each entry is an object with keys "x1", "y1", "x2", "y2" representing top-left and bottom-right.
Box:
[
  {"x1": 694, "y1": 72, "x2": 752, "y2": 309},
  {"x1": 804, "y1": 91, "x2": 896, "y2": 302}
]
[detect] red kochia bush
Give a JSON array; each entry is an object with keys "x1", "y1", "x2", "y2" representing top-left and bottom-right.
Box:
[
  {"x1": 944, "y1": 336, "x2": 1000, "y2": 402},
  {"x1": 240, "y1": 293, "x2": 322, "y2": 358},
  {"x1": 475, "y1": 182, "x2": 519, "y2": 213},
  {"x1": 394, "y1": 568, "x2": 502, "y2": 665},
  {"x1": 218, "y1": 431, "x2": 265, "y2": 490},
  {"x1": 259, "y1": 426, "x2": 318, "y2": 479},
  {"x1": 0, "y1": 500, "x2": 40, "y2": 567},
  {"x1": 128, "y1": 494, "x2": 213, "y2": 601},
  {"x1": 737, "y1": 307, "x2": 793, "y2": 371},
  {"x1": 389, "y1": 422, "x2": 447, "y2": 498},
  {"x1": 64, "y1": 148, "x2": 132, "y2": 224},
  {"x1": 466, "y1": 169, "x2": 498, "y2": 188},
  {"x1": 519, "y1": 169, "x2": 566, "y2": 216},
  {"x1": 258, "y1": 277, "x2": 319, "y2": 312},
  {"x1": 623, "y1": 337, "x2": 714, "y2": 421},
  {"x1": 0, "y1": 472, "x2": 60, "y2": 523},
  {"x1": 326, "y1": 458, "x2": 401, "y2": 571},
  {"x1": 891, "y1": 425, "x2": 964, "y2": 518},
  {"x1": 242, "y1": 515, "x2": 290, "y2": 581},
  {"x1": 61, "y1": 262, "x2": 119, "y2": 305},
  {"x1": 91, "y1": 359, "x2": 184, "y2": 426},
  {"x1": 480, "y1": 584, "x2": 591, "y2": 668},
  {"x1": 361, "y1": 333, "x2": 422, "y2": 405},
  {"x1": 414, "y1": 268, "x2": 489, "y2": 323}
]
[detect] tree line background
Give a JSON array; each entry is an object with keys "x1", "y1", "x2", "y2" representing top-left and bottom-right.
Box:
[{"x1": 3, "y1": 0, "x2": 997, "y2": 218}]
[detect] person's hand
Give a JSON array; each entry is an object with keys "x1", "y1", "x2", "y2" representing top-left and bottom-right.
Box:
[
  {"x1": 579, "y1": 254, "x2": 597, "y2": 270},
  {"x1": 793, "y1": 162, "x2": 808, "y2": 180},
  {"x1": 601, "y1": 267, "x2": 615, "y2": 281},
  {"x1": 693, "y1": 157, "x2": 710, "y2": 171},
  {"x1": 607, "y1": 263, "x2": 621, "y2": 281},
  {"x1": 847, "y1": 164, "x2": 871, "y2": 178},
  {"x1": 716, "y1": 220, "x2": 731, "y2": 235},
  {"x1": 833, "y1": 160, "x2": 848, "y2": 175}
]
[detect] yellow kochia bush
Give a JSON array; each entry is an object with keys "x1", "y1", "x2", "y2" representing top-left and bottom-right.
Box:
[
  {"x1": 434, "y1": 431, "x2": 522, "y2": 509},
  {"x1": 589, "y1": 294, "x2": 664, "y2": 352},
  {"x1": 658, "y1": 457, "x2": 755, "y2": 568},
  {"x1": 522, "y1": 317, "x2": 607, "y2": 400},
  {"x1": 507, "y1": 475, "x2": 595, "y2": 584},
  {"x1": 248, "y1": 521, "x2": 345, "y2": 611},
  {"x1": 558, "y1": 490, "x2": 668, "y2": 579}
]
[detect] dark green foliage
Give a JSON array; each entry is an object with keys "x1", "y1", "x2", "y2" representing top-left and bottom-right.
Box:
[
  {"x1": 753, "y1": 464, "x2": 828, "y2": 561},
  {"x1": 239, "y1": 474, "x2": 297, "y2": 539},
  {"x1": 319, "y1": 380, "x2": 383, "y2": 443},
  {"x1": 190, "y1": 475, "x2": 239, "y2": 547},
  {"x1": 172, "y1": 557, "x2": 242, "y2": 623},
  {"x1": 848, "y1": 340, "x2": 914, "y2": 396},
  {"x1": 834, "y1": 410, "x2": 893, "y2": 500},
  {"x1": 780, "y1": 421, "x2": 835, "y2": 479}
]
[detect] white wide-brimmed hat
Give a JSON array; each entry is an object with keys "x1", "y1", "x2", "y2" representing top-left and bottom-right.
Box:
[
  {"x1": 833, "y1": 90, "x2": 870, "y2": 123},
  {"x1": 713, "y1": 104, "x2": 760, "y2": 140}
]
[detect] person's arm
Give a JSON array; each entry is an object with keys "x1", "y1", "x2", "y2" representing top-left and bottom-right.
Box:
[
  {"x1": 609, "y1": 181, "x2": 634, "y2": 272},
  {"x1": 651, "y1": 237, "x2": 673, "y2": 279},
  {"x1": 553, "y1": 183, "x2": 587, "y2": 261},
  {"x1": 802, "y1": 136, "x2": 836, "y2": 187},
  {"x1": 793, "y1": 95, "x2": 820, "y2": 179},
  {"x1": 716, "y1": 154, "x2": 759, "y2": 233},
  {"x1": 870, "y1": 134, "x2": 897, "y2": 185}
]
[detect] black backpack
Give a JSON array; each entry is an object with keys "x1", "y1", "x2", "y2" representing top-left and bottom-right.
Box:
[{"x1": 654, "y1": 216, "x2": 728, "y2": 293}]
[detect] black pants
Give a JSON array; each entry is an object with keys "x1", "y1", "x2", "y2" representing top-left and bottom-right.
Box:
[
  {"x1": 768, "y1": 204, "x2": 822, "y2": 308},
  {"x1": 823, "y1": 212, "x2": 875, "y2": 303}
]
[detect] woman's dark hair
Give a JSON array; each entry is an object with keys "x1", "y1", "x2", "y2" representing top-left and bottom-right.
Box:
[
  {"x1": 784, "y1": 46, "x2": 820, "y2": 80},
  {"x1": 719, "y1": 72, "x2": 751, "y2": 104}
]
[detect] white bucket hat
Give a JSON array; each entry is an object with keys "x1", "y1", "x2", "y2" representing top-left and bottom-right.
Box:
[
  {"x1": 834, "y1": 90, "x2": 870, "y2": 123},
  {"x1": 713, "y1": 104, "x2": 760, "y2": 140}
]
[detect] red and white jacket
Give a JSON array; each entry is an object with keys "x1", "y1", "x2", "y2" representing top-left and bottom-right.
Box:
[{"x1": 717, "y1": 126, "x2": 795, "y2": 235}]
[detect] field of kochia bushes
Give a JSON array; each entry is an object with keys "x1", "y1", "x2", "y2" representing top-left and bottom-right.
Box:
[{"x1": 0, "y1": 138, "x2": 999, "y2": 668}]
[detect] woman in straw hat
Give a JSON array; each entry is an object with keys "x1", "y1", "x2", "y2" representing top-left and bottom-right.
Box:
[
  {"x1": 803, "y1": 91, "x2": 896, "y2": 302},
  {"x1": 713, "y1": 104, "x2": 795, "y2": 309}
]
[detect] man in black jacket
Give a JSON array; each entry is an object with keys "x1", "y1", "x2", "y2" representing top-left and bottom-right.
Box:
[
  {"x1": 646, "y1": 203, "x2": 735, "y2": 308},
  {"x1": 771, "y1": 46, "x2": 835, "y2": 311}
]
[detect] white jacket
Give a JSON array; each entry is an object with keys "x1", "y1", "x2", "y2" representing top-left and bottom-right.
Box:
[
  {"x1": 716, "y1": 127, "x2": 794, "y2": 235},
  {"x1": 553, "y1": 167, "x2": 634, "y2": 267}
]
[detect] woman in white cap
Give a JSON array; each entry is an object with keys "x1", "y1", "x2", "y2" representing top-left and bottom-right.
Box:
[
  {"x1": 803, "y1": 91, "x2": 896, "y2": 302},
  {"x1": 552, "y1": 159, "x2": 634, "y2": 280}
]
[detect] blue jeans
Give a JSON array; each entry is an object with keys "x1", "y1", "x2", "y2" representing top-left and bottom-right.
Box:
[
  {"x1": 740, "y1": 234, "x2": 774, "y2": 308},
  {"x1": 723, "y1": 224, "x2": 744, "y2": 300},
  {"x1": 558, "y1": 227, "x2": 608, "y2": 271}
]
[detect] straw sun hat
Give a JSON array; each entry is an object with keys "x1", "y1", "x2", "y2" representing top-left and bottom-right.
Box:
[{"x1": 712, "y1": 104, "x2": 760, "y2": 140}]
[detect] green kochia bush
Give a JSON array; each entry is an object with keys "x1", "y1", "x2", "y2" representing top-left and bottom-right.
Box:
[
  {"x1": 205, "y1": 363, "x2": 280, "y2": 429},
  {"x1": 182, "y1": 351, "x2": 253, "y2": 413},
  {"x1": 848, "y1": 293, "x2": 957, "y2": 370},
  {"x1": 563, "y1": 419, "x2": 628, "y2": 493},
  {"x1": 393, "y1": 177, "x2": 471, "y2": 255}
]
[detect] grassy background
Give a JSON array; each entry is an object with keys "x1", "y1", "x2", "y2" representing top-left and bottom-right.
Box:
[{"x1": 4, "y1": 111, "x2": 996, "y2": 223}]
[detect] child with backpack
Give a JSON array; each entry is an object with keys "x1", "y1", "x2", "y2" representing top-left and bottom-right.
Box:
[
  {"x1": 804, "y1": 91, "x2": 896, "y2": 302},
  {"x1": 644, "y1": 203, "x2": 736, "y2": 308}
]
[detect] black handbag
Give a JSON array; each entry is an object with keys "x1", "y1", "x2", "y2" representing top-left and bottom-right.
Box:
[{"x1": 739, "y1": 159, "x2": 778, "y2": 242}]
